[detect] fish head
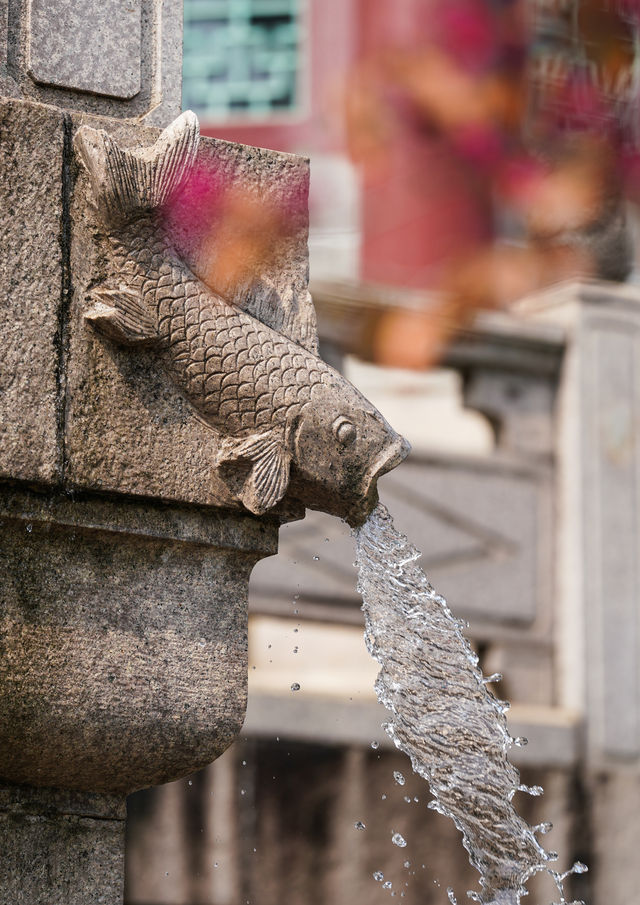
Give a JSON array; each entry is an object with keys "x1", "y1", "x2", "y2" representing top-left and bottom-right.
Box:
[{"x1": 289, "y1": 374, "x2": 410, "y2": 527}]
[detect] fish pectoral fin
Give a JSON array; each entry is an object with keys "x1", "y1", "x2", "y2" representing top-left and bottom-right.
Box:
[
  {"x1": 217, "y1": 429, "x2": 291, "y2": 515},
  {"x1": 86, "y1": 289, "x2": 158, "y2": 347}
]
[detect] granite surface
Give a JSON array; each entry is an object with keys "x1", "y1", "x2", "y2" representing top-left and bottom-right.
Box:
[
  {"x1": 28, "y1": 0, "x2": 141, "y2": 99},
  {"x1": 0, "y1": 786, "x2": 125, "y2": 905},
  {"x1": 0, "y1": 484, "x2": 279, "y2": 795},
  {"x1": 1, "y1": 0, "x2": 182, "y2": 122},
  {"x1": 0, "y1": 98, "x2": 63, "y2": 484}
]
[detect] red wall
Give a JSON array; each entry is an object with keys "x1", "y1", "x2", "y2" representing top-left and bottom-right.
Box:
[{"x1": 201, "y1": 0, "x2": 494, "y2": 290}]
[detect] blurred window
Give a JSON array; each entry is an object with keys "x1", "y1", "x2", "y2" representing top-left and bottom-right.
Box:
[{"x1": 182, "y1": 0, "x2": 304, "y2": 120}]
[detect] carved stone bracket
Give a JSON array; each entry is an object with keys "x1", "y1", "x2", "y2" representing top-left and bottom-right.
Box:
[{"x1": 74, "y1": 112, "x2": 409, "y2": 526}]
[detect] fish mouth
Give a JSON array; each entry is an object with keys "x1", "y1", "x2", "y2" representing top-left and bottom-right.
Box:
[{"x1": 345, "y1": 433, "x2": 411, "y2": 528}]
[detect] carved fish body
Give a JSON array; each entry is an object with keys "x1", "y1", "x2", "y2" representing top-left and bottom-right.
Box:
[{"x1": 75, "y1": 113, "x2": 409, "y2": 525}]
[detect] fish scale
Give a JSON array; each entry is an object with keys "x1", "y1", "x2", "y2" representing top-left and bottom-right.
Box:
[{"x1": 111, "y1": 218, "x2": 331, "y2": 438}]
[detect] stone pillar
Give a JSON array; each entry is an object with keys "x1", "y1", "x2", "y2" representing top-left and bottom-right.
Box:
[
  {"x1": 518, "y1": 280, "x2": 640, "y2": 762},
  {"x1": 518, "y1": 280, "x2": 640, "y2": 905},
  {"x1": 0, "y1": 5, "x2": 409, "y2": 902},
  {"x1": 0, "y1": 7, "x2": 308, "y2": 901}
]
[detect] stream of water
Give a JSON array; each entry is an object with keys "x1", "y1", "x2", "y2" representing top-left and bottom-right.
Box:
[{"x1": 354, "y1": 503, "x2": 586, "y2": 905}]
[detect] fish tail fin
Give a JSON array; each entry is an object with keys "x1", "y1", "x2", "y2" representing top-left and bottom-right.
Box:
[{"x1": 74, "y1": 110, "x2": 200, "y2": 223}]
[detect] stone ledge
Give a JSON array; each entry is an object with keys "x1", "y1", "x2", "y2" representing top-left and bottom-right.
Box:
[
  {"x1": 0, "y1": 784, "x2": 126, "y2": 820},
  {"x1": 0, "y1": 483, "x2": 281, "y2": 555}
]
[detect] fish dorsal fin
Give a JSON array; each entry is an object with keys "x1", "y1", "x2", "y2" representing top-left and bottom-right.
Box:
[
  {"x1": 216, "y1": 428, "x2": 291, "y2": 516},
  {"x1": 86, "y1": 288, "x2": 159, "y2": 346},
  {"x1": 74, "y1": 111, "x2": 200, "y2": 223}
]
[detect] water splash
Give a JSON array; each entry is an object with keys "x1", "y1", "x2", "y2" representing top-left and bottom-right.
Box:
[{"x1": 354, "y1": 504, "x2": 586, "y2": 905}]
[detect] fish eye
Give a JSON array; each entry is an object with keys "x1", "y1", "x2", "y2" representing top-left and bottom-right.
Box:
[{"x1": 333, "y1": 417, "x2": 356, "y2": 446}]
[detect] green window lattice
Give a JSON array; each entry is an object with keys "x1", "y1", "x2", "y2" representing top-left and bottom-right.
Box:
[{"x1": 182, "y1": 0, "x2": 303, "y2": 119}]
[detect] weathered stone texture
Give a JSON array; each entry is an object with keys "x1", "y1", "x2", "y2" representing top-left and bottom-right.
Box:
[
  {"x1": 28, "y1": 0, "x2": 141, "y2": 99},
  {"x1": 0, "y1": 97, "x2": 63, "y2": 483},
  {"x1": 0, "y1": 788, "x2": 125, "y2": 905},
  {"x1": 0, "y1": 485, "x2": 278, "y2": 795}
]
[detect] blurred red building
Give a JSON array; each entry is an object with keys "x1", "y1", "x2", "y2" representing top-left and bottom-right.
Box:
[{"x1": 184, "y1": 0, "x2": 508, "y2": 291}]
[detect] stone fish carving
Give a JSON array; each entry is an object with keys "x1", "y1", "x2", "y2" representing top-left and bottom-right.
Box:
[{"x1": 74, "y1": 112, "x2": 409, "y2": 525}]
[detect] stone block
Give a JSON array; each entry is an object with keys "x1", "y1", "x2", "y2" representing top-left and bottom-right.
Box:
[
  {"x1": 0, "y1": 484, "x2": 279, "y2": 795},
  {"x1": 64, "y1": 115, "x2": 312, "y2": 510},
  {"x1": 0, "y1": 97, "x2": 63, "y2": 485},
  {"x1": 0, "y1": 787, "x2": 125, "y2": 905},
  {"x1": 28, "y1": 0, "x2": 142, "y2": 99},
  {"x1": 1, "y1": 0, "x2": 182, "y2": 123}
]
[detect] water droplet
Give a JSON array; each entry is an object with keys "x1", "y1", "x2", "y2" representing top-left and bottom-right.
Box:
[
  {"x1": 26, "y1": 524, "x2": 32, "y2": 533},
  {"x1": 188, "y1": 779, "x2": 193, "y2": 786},
  {"x1": 403, "y1": 861, "x2": 411, "y2": 868},
  {"x1": 534, "y1": 821, "x2": 553, "y2": 835},
  {"x1": 354, "y1": 820, "x2": 366, "y2": 831},
  {"x1": 520, "y1": 783, "x2": 544, "y2": 797},
  {"x1": 483, "y1": 672, "x2": 502, "y2": 684},
  {"x1": 371, "y1": 741, "x2": 379, "y2": 749},
  {"x1": 214, "y1": 862, "x2": 219, "y2": 868},
  {"x1": 403, "y1": 795, "x2": 411, "y2": 803},
  {"x1": 290, "y1": 682, "x2": 300, "y2": 692},
  {"x1": 240, "y1": 789, "x2": 246, "y2": 796},
  {"x1": 293, "y1": 609, "x2": 299, "y2": 615},
  {"x1": 293, "y1": 647, "x2": 298, "y2": 654},
  {"x1": 382, "y1": 881, "x2": 392, "y2": 889},
  {"x1": 413, "y1": 796, "x2": 419, "y2": 802},
  {"x1": 293, "y1": 627, "x2": 299, "y2": 632},
  {"x1": 446, "y1": 888, "x2": 457, "y2": 905},
  {"x1": 313, "y1": 555, "x2": 319, "y2": 561},
  {"x1": 572, "y1": 861, "x2": 588, "y2": 874},
  {"x1": 513, "y1": 736, "x2": 528, "y2": 747},
  {"x1": 373, "y1": 871, "x2": 384, "y2": 882},
  {"x1": 392, "y1": 832, "x2": 407, "y2": 848},
  {"x1": 242, "y1": 760, "x2": 247, "y2": 766},
  {"x1": 393, "y1": 771, "x2": 405, "y2": 786},
  {"x1": 381, "y1": 794, "x2": 387, "y2": 800}
]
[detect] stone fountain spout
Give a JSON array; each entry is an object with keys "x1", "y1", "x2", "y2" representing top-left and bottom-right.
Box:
[{"x1": 74, "y1": 111, "x2": 410, "y2": 528}]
